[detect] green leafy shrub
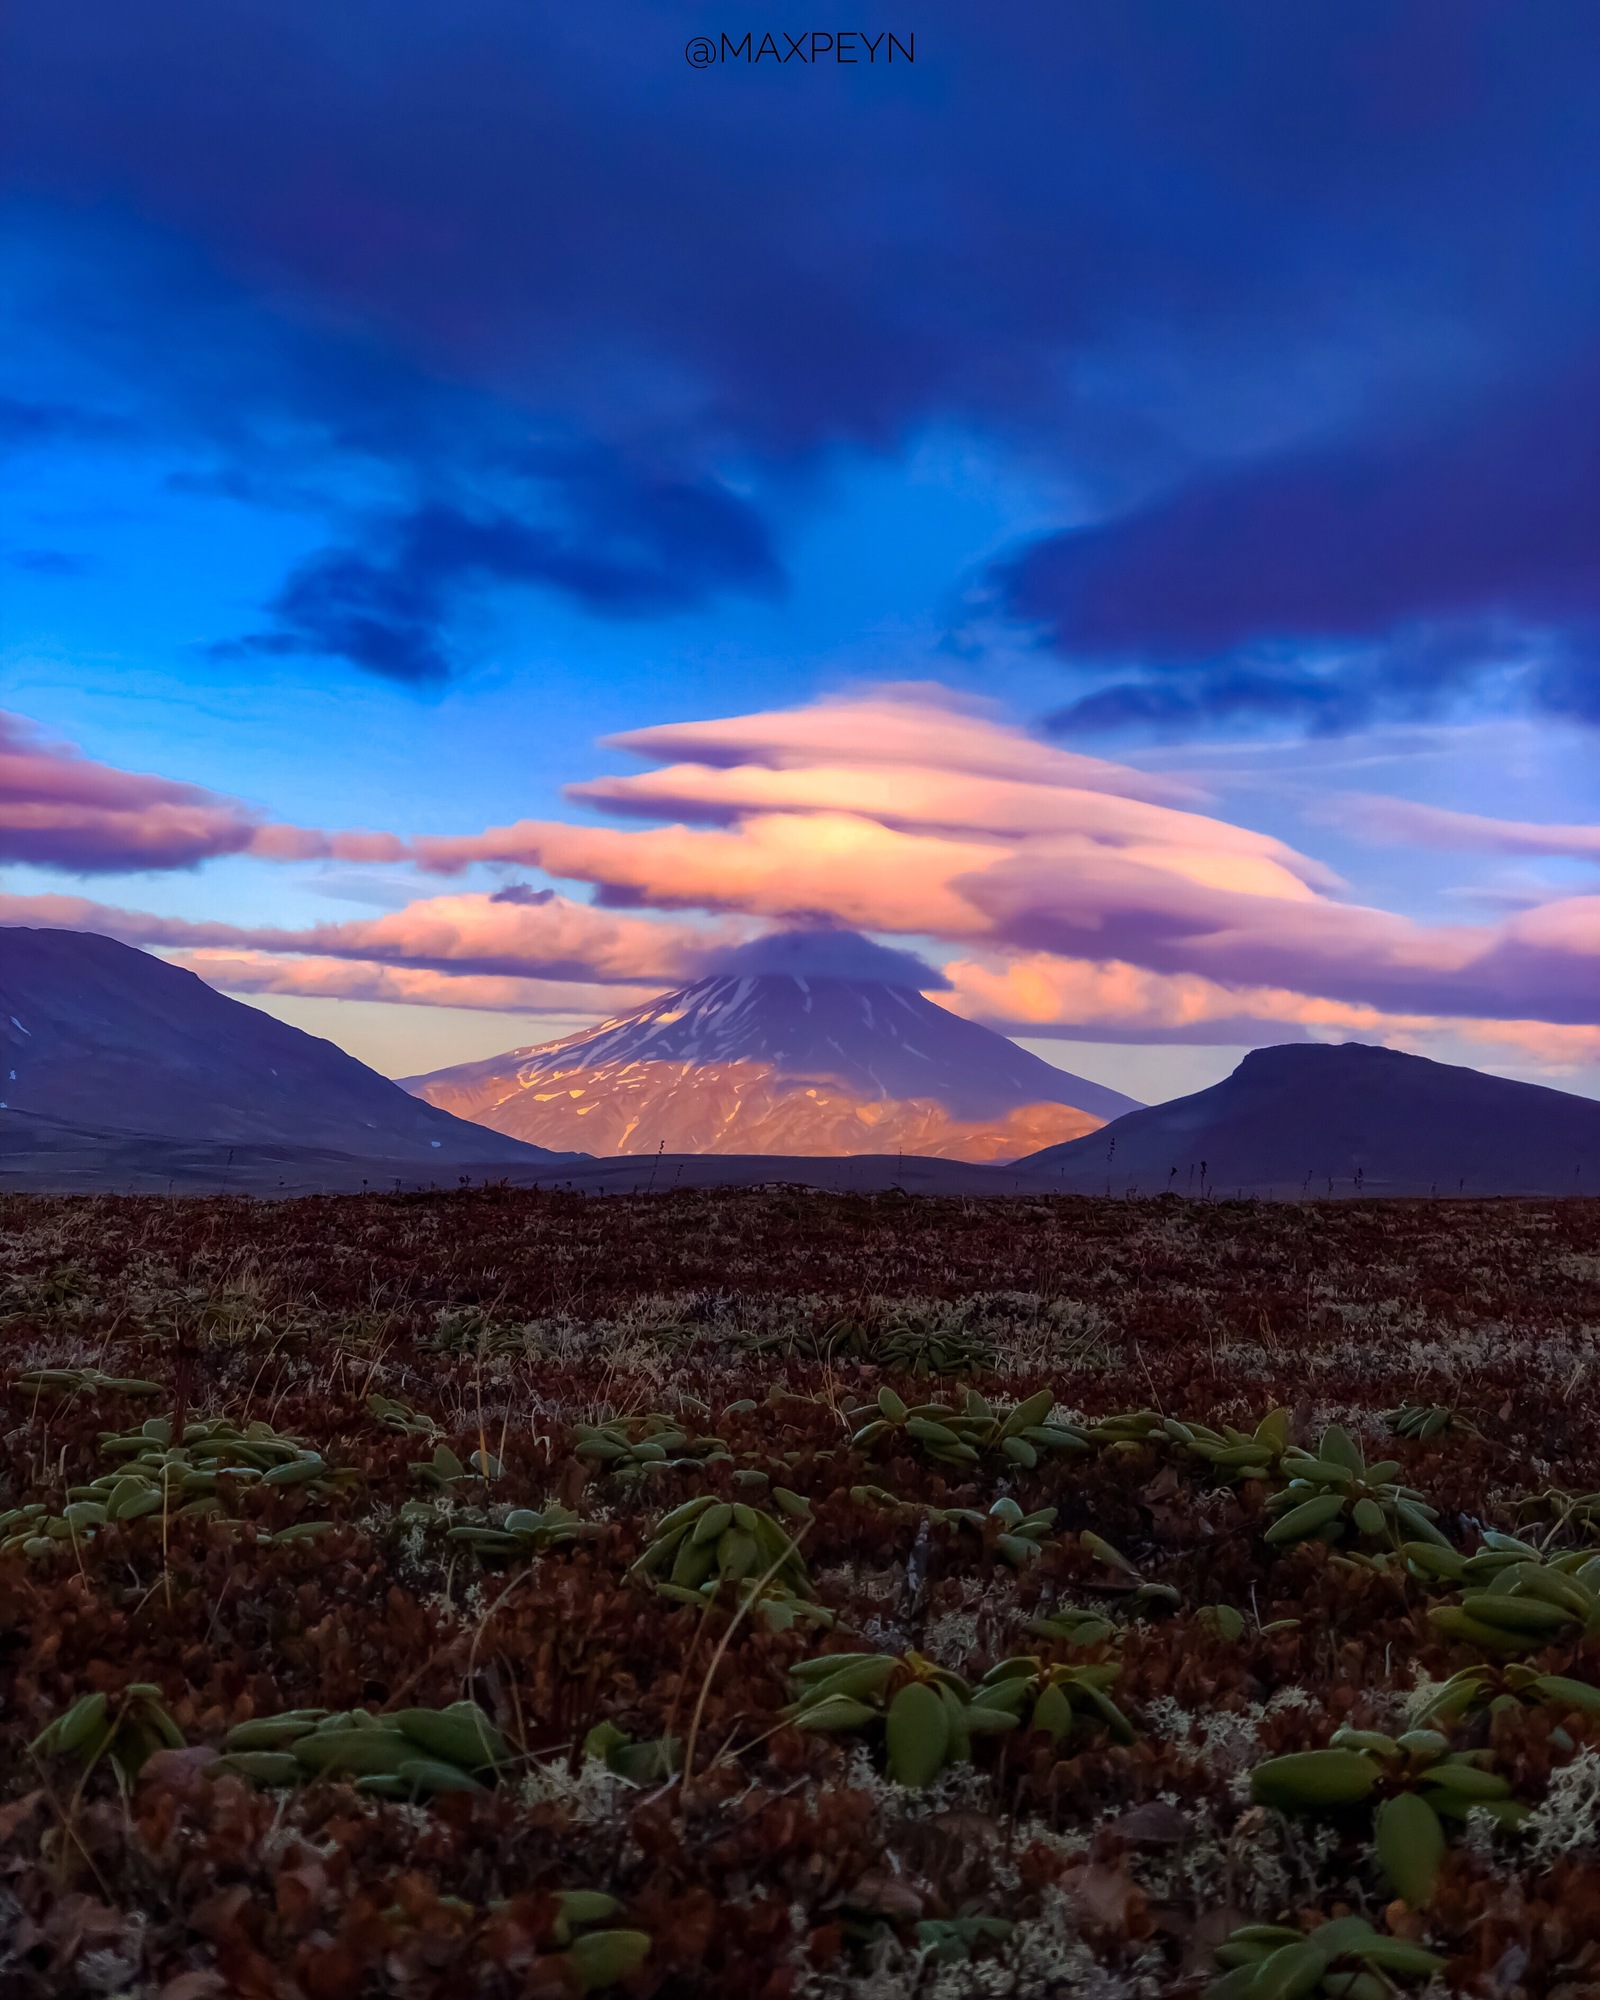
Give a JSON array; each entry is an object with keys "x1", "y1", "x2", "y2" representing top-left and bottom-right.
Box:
[
  {"x1": 1168, "y1": 1406, "x2": 1295, "y2": 1480},
  {"x1": 1263, "y1": 1424, "x2": 1448, "y2": 1550},
  {"x1": 573, "y1": 1413, "x2": 730, "y2": 1476},
  {"x1": 30, "y1": 1683, "x2": 184, "y2": 1783},
  {"x1": 628, "y1": 1493, "x2": 824, "y2": 1629},
  {"x1": 1207, "y1": 1916, "x2": 1444, "y2": 1999},
  {"x1": 215, "y1": 1700, "x2": 511, "y2": 1796},
  {"x1": 446, "y1": 1500, "x2": 597, "y2": 1559},
  {"x1": 16, "y1": 1366, "x2": 162, "y2": 1398},
  {"x1": 1251, "y1": 1725, "x2": 1529, "y2": 1904},
  {"x1": 967, "y1": 1655, "x2": 1135, "y2": 1744},
  {"x1": 782, "y1": 1650, "x2": 1023, "y2": 1786},
  {"x1": 846, "y1": 1385, "x2": 1087, "y2": 1471},
  {"x1": 1383, "y1": 1401, "x2": 1479, "y2": 1442},
  {"x1": 1416, "y1": 1661, "x2": 1600, "y2": 1725},
  {"x1": 1427, "y1": 1537, "x2": 1600, "y2": 1652}
]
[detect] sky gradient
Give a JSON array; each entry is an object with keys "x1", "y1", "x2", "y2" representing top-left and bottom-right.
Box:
[{"x1": 4, "y1": 1, "x2": 1599, "y2": 1101}]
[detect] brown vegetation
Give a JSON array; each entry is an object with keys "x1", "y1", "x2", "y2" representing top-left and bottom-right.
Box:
[{"x1": 3, "y1": 1189, "x2": 1600, "y2": 1997}]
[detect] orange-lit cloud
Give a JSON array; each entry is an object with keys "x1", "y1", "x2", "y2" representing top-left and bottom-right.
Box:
[
  {"x1": 603, "y1": 686, "x2": 1204, "y2": 804},
  {"x1": 167, "y1": 949, "x2": 662, "y2": 1017},
  {"x1": 6, "y1": 687, "x2": 1600, "y2": 1054},
  {"x1": 0, "y1": 888, "x2": 734, "y2": 985}
]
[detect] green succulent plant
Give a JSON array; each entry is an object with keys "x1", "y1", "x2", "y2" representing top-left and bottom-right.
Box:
[
  {"x1": 968, "y1": 1655, "x2": 1136, "y2": 1744},
  {"x1": 213, "y1": 1699, "x2": 511, "y2": 1796},
  {"x1": 446, "y1": 1500, "x2": 597, "y2": 1559},
  {"x1": 1025, "y1": 1606, "x2": 1119, "y2": 1649},
  {"x1": 982, "y1": 1495, "x2": 1060, "y2": 1568},
  {"x1": 915, "y1": 1912, "x2": 1014, "y2": 1964},
  {"x1": 872, "y1": 1321, "x2": 996, "y2": 1377},
  {"x1": 408, "y1": 1442, "x2": 504, "y2": 1488},
  {"x1": 16, "y1": 1366, "x2": 162, "y2": 1398},
  {"x1": 845, "y1": 1486, "x2": 1057, "y2": 1568},
  {"x1": 1084, "y1": 1408, "x2": 1168, "y2": 1446},
  {"x1": 1383, "y1": 1401, "x2": 1479, "y2": 1442},
  {"x1": 1414, "y1": 1660, "x2": 1600, "y2": 1726},
  {"x1": 1251, "y1": 1724, "x2": 1529, "y2": 1905},
  {"x1": 1426, "y1": 1534, "x2": 1600, "y2": 1652},
  {"x1": 782, "y1": 1650, "x2": 1022, "y2": 1786},
  {"x1": 2, "y1": 1484, "x2": 171, "y2": 1556},
  {"x1": 582, "y1": 1721, "x2": 682, "y2": 1785},
  {"x1": 88, "y1": 1414, "x2": 358, "y2": 1512},
  {"x1": 1263, "y1": 1424, "x2": 1449, "y2": 1550},
  {"x1": 1512, "y1": 1486, "x2": 1600, "y2": 1542},
  {"x1": 846, "y1": 1385, "x2": 1088, "y2": 1472},
  {"x1": 572, "y1": 1413, "x2": 730, "y2": 1477},
  {"x1": 628, "y1": 1493, "x2": 822, "y2": 1629},
  {"x1": 745, "y1": 1314, "x2": 996, "y2": 1376},
  {"x1": 427, "y1": 1306, "x2": 526, "y2": 1355},
  {"x1": 1206, "y1": 1916, "x2": 1444, "y2": 1999},
  {"x1": 547, "y1": 1898, "x2": 651, "y2": 1995},
  {"x1": 30, "y1": 1683, "x2": 185, "y2": 1783},
  {"x1": 365, "y1": 1391, "x2": 439, "y2": 1436},
  {"x1": 1167, "y1": 1406, "x2": 1295, "y2": 1481},
  {"x1": 3, "y1": 1413, "x2": 360, "y2": 1554}
]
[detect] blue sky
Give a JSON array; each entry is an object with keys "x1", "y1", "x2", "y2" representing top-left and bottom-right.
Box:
[{"x1": 4, "y1": 1, "x2": 1600, "y2": 1098}]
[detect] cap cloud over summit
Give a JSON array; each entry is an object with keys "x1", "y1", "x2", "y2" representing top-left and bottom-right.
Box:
[{"x1": 700, "y1": 929, "x2": 951, "y2": 989}]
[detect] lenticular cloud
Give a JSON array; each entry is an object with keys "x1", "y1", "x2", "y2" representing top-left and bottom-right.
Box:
[
  {"x1": 0, "y1": 712, "x2": 263, "y2": 873},
  {"x1": 4, "y1": 686, "x2": 1600, "y2": 1050}
]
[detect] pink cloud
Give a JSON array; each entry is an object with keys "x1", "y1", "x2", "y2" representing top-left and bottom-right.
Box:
[
  {"x1": 1323, "y1": 793, "x2": 1600, "y2": 858},
  {"x1": 6, "y1": 686, "x2": 1600, "y2": 1044},
  {"x1": 0, "y1": 711, "x2": 267, "y2": 872},
  {"x1": 940, "y1": 952, "x2": 1434, "y2": 1043},
  {"x1": 168, "y1": 949, "x2": 662, "y2": 1018},
  {"x1": 0, "y1": 711, "x2": 412, "y2": 875},
  {"x1": 567, "y1": 759, "x2": 1337, "y2": 897},
  {"x1": 245, "y1": 826, "x2": 410, "y2": 864},
  {"x1": 412, "y1": 813, "x2": 1005, "y2": 932},
  {"x1": 943, "y1": 951, "x2": 1600, "y2": 1083},
  {"x1": 0, "y1": 889, "x2": 741, "y2": 985},
  {"x1": 602, "y1": 685, "x2": 1205, "y2": 805}
]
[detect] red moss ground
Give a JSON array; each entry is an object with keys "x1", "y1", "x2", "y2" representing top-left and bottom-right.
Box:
[{"x1": 4, "y1": 1189, "x2": 1600, "y2": 1998}]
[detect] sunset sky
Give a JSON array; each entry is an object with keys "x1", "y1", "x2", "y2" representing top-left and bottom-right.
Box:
[{"x1": 4, "y1": 1, "x2": 1600, "y2": 1101}]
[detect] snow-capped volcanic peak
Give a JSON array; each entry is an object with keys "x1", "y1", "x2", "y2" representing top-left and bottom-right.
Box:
[
  {"x1": 494, "y1": 972, "x2": 1138, "y2": 1121},
  {"x1": 405, "y1": 931, "x2": 1140, "y2": 1160},
  {"x1": 407, "y1": 932, "x2": 1140, "y2": 1143}
]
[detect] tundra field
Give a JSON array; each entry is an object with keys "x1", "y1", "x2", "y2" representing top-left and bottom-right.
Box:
[{"x1": 4, "y1": 1189, "x2": 1600, "y2": 2000}]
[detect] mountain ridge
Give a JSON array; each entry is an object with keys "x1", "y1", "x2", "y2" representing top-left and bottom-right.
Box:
[
  {"x1": 1021, "y1": 1040, "x2": 1600, "y2": 1197},
  {"x1": 0, "y1": 926, "x2": 575, "y2": 1165}
]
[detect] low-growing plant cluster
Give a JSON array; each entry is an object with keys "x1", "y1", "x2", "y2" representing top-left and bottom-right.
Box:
[{"x1": 3, "y1": 1185, "x2": 1600, "y2": 1998}]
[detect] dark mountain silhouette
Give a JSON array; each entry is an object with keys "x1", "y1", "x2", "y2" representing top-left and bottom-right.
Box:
[
  {"x1": 405, "y1": 932, "x2": 1139, "y2": 1161},
  {"x1": 1020, "y1": 1041, "x2": 1600, "y2": 1197},
  {"x1": 0, "y1": 926, "x2": 574, "y2": 1167}
]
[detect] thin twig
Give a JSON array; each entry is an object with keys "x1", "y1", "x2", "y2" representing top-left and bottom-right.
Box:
[
  {"x1": 680, "y1": 1521, "x2": 811, "y2": 1805},
  {"x1": 27, "y1": 1758, "x2": 115, "y2": 1902}
]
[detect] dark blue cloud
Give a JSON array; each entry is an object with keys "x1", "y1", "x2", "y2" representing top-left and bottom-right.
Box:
[
  {"x1": 990, "y1": 358, "x2": 1600, "y2": 729},
  {"x1": 222, "y1": 465, "x2": 782, "y2": 681},
  {"x1": 704, "y1": 929, "x2": 951, "y2": 989},
  {"x1": 9, "y1": 0, "x2": 1600, "y2": 700},
  {"x1": 489, "y1": 884, "x2": 555, "y2": 906},
  {"x1": 6, "y1": 548, "x2": 91, "y2": 576},
  {"x1": 0, "y1": 395, "x2": 130, "y2": 454}
]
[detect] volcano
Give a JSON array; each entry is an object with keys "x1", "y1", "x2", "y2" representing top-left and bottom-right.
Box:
[{"x1": 404, "y1": 931, "x2": 1137, "y2": 1161}]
